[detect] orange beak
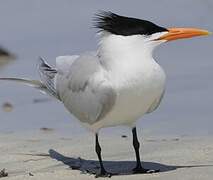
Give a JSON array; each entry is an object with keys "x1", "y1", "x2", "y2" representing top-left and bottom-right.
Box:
[{"x1": 157, "y1": 27, "x2": 211, "y2": 42}]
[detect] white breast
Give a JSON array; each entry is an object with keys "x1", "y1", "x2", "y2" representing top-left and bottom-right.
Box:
[{"x1": 90, "y1": 60, "x2": 166, "y2": 131}]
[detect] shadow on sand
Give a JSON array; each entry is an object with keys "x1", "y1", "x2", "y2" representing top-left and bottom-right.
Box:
[{"x1": 48, "y1": 149, "x2": 213, "y2": 176}]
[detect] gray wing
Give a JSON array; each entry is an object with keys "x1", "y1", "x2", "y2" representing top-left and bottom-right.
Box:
[{"x1": 56, "y1": 53, "x2": 116, "y2": 124}]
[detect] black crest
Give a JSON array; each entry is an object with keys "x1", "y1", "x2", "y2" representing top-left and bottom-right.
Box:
[{"x1": 94, "y1": 11, "x2": 168, "y2": 36}]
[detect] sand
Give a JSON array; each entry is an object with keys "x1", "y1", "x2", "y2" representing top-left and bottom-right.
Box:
[{"x1": 0, "y1": 130, "x2": 213, "y2": 180}]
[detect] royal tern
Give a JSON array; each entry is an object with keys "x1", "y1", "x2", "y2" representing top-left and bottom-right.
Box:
[{"x1": 0, "y1": 11, "x2": 211, "y2": 177}]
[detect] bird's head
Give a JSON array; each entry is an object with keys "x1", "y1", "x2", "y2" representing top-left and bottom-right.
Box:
[{"x1": 95, "y1": 11, "x2": 211, "y2": 54}]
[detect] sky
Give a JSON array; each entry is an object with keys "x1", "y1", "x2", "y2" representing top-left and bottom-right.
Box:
[{"x1": 0, "y1": 0, "x2": 212, "y2": 137}]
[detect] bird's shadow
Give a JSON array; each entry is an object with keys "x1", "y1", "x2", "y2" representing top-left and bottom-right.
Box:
[{"x1": 48, "y1": 149, "x2": 213, "y2": 176}]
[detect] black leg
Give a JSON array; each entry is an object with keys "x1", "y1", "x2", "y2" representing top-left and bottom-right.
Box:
[
  {"x1": 95, "y1": 133, "x2": 112, "y2": 178},
  {"x1": 132, "y1": 127, "x2": 159, "y2": 174},
  {"x1": 132, "y1": 127, "x2": 143, "y2": 170}
]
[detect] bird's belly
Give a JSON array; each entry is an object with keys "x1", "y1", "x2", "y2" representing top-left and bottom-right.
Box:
[{"x1": 91, "y1": 64, "x2": 166, "y2": 131}]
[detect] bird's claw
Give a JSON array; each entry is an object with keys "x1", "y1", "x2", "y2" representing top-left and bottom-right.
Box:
[
  {"x1": 95, "y1": 169, "x2": 114, "y2": 178},
  {"x1": 95, "y1": 172, "x2": 112, "y2": 178}
]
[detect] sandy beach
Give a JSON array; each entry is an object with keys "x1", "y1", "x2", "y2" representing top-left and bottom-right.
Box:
[{"x1": 0, "y1": 130, "x2": 213, "y2": 180}]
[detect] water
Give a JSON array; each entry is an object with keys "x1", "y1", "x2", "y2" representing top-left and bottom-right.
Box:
[{"x1": 0, "y1": 0, "x2": 212, "y2": 137}]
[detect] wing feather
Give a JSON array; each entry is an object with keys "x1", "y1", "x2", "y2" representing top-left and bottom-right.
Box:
[{"x1": 56, "y1": 53, "x2": 116, "y2": 124}]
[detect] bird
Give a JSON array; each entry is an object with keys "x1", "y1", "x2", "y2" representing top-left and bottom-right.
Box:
[{"x1": 0, "y1": 11, "x2": 211, "y2": 177}]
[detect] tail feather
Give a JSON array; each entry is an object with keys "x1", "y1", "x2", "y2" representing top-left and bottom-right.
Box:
[
  {"x1": 0, "y1": 57, "x2": 60, "y2": 100},
  {"x1": 38, "y1": 57, "x2": 59, "y2": 99},
  {"x1": 0, "y1": 77, "x2": 46, "y2": 92}
]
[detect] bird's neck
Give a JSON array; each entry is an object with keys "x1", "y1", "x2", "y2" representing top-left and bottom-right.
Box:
[{"x1": 98, "y1": 33, "x2": 156, "y2": 74}]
